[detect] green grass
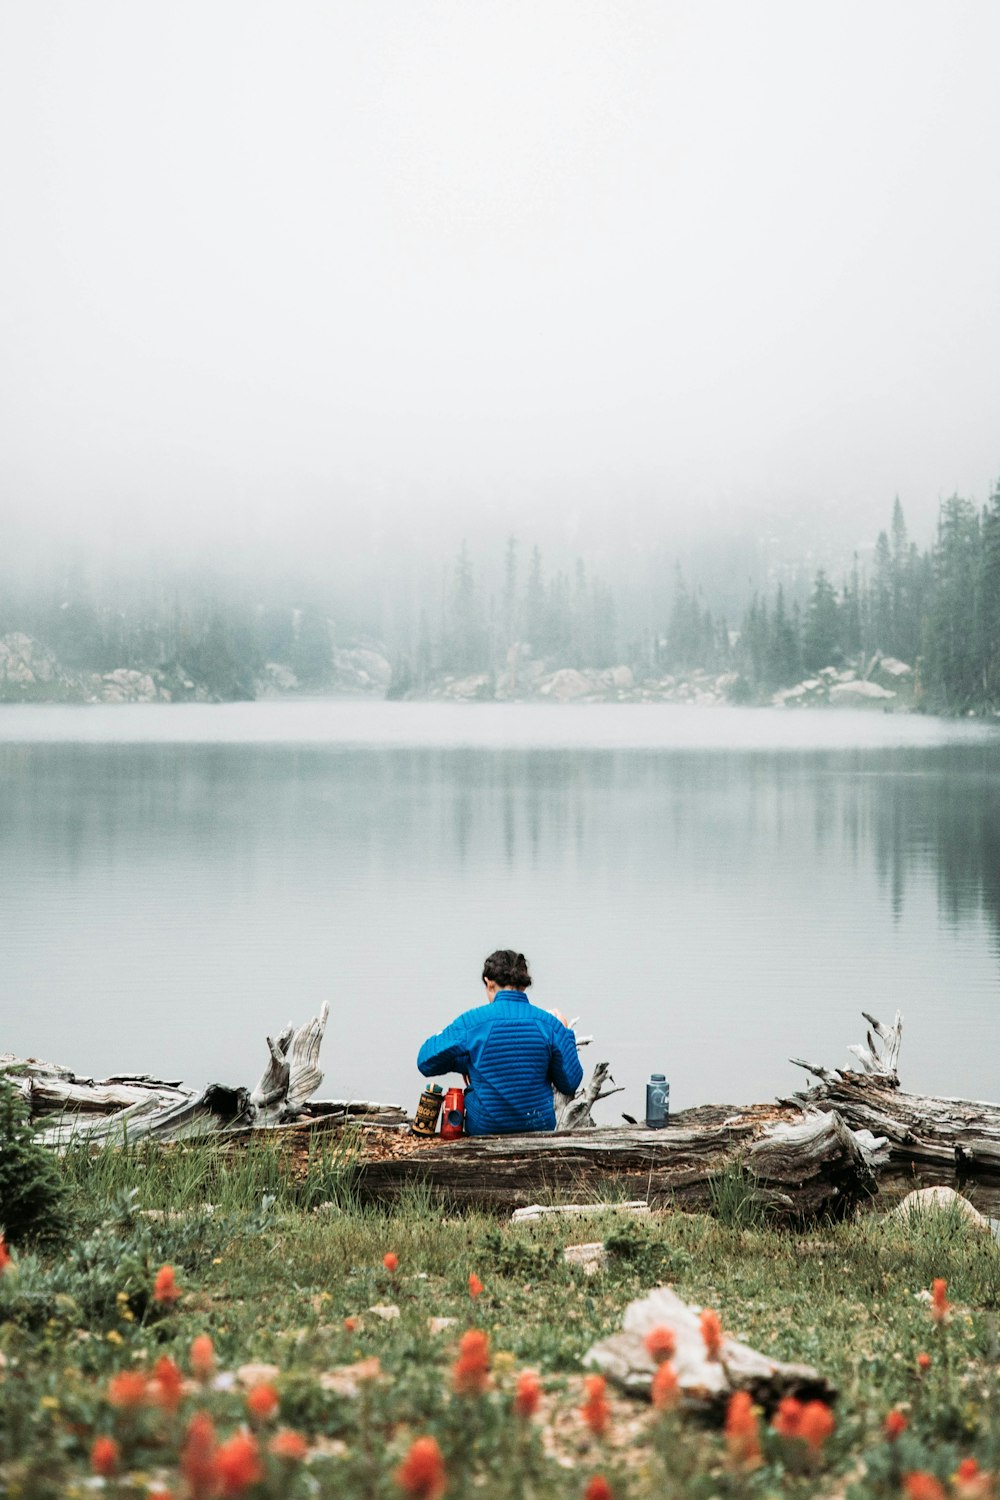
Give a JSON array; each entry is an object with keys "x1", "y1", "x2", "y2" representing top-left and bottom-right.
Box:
[{"x1": 2, "y1": 1144, "x2": 999, "y2": 1498}]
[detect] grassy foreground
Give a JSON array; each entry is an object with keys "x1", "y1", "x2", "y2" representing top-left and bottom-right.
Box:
[{"x1": 2, "y1": 1136, "x2": 1000, "y2": 1499}]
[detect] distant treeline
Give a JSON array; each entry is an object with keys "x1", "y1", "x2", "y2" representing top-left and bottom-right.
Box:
[
  {"x1": 2, "y1": 487, "x2": 1000, "y2": 710},
  {"x1": 715, "y1": 490, "x2": 1000, "y2": 710}
]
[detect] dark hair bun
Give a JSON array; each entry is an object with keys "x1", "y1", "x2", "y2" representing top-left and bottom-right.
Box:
[{"x1": 482, "y1": 948, "x2": 533, "y2": 990}]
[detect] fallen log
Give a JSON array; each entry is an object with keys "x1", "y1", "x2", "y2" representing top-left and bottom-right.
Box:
[
  {"x1": 12, "y1": 1008, "x2": 1000, "y2": 1226},
  {"x1": 353, "y1": 1108, "x2": 876, "y2": 1221},
  {"x1": 787, "y1": 1010, "x2": 1000, "y2": 1178}
]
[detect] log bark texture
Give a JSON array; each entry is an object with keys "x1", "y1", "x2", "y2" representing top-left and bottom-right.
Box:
[{"x1": 354, "y1": 1108, "x2": 876, "y2": 1220}]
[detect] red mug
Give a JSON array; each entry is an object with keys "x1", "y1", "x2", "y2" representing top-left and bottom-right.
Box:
[{"x1": 440, "y1": 1086, "x2": 465, "y2": 1139}]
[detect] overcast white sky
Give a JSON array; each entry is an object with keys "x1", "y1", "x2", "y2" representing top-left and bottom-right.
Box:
[{"x1": 1, "y1": 1, "x2": 998, "y2": 568}]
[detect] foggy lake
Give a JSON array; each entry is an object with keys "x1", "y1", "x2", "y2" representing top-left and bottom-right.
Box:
[{"x1": 2, "y1": 700, "x2": 999, "y2": 1122}]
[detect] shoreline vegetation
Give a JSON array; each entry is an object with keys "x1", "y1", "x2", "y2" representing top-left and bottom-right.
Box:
[
  {"x1": 4, "y1": 491, "x2": 1000, "y2": 716},
  {"x1": 3, "y1": 1107, "x2": 1000, "y2": 1499}
]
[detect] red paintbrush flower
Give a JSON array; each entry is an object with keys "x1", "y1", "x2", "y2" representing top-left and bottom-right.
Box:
[
  {"x1": 190, "y1": 1334, "x2": 216, "y2": 1381},
  {"x1": 0, "y1": 1235, "x2": 11, "y2": 1275},
  {"x1": 724, "y1": 1390, "x2": 762, "y2": 1470},
  {"x1": 651, "y1": 1360, "x2": 680, "y2": 1411},
  {"x1": 246, "y1": 1383, "x2": 279, "y2": 1421},
  {"x1": 216, "y1": 1430, "x2": 263, "y2": 1495},
  {"x1": 452, "y1": 1328, "x2": 491, "y2": 1395},
  {"x1": 90, "y1": 1436, "x2": 120, "y2": 1477},
  {"x1": 699, "y1": 1308, "x2": 723, "y2": 1360},
  {"x1": 153, "y1": 1264, "x2": 181, "y2": 1305},
  {"x1": 884, "y1": 1409, "x2": 908, "y2": 1440},
  {"x1": 269, "y1": 1429, "x2": 309, "y2": 1462},
  {"x1": 468, "y1": 1271, "x2": 484, "y2": 1300},
  {"x1": 383, "y1": 1252, "x2": 399, "y2": 1272},
  {"x1": 514, "y1": 1368, "x2": 542, "y2": 1419},
  {"x1": 903, "y1": 1474, "x2": 947, "y2": 1500},
  {"x1": 798, "y1": 1401, "x2": 836, "y2": 1455},
  {"x1": 952, "y1": 1458, "x2": 995, "y2": 1500},
  {"x1": 107, "y1": 1370, "x2": 148, "y2": 1409},
  {"x1": 584, "y1": 1477, "x2": 614, "y2": 1500},
  {"x1": 395, "y1": 1435, "x2": 447, "y2": 1499},
  {"x1": 917, "y1": 1351, "x2": 932, "y2": 1372},
  {"x1": 931, "y1": 1278, "x2": 951, "y2": 1325},
  {"x1": 644, "y1": 1325, "x2": 676, "y2": 1364},
  {"x1": 772, "y1": 1395, "x2": 804, "y2": 1438},
  {"x1": 150, "y1": 1355, "x2": 184, "y2": 1413},
  {"x1": 580, "y1": 1374, "x2": 611, "y2": 1436},
  {"x1": 181, "y1": 1411, "x2": 219, "y2": 1500}
]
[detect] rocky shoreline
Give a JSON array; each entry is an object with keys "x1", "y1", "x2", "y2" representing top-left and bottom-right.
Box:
[
  {"x1": 0, "y1": 629, "x2": 929, "y2": 712},
  {"x1": 419, "y1": 651, "x2": 918, "y2": 711}
]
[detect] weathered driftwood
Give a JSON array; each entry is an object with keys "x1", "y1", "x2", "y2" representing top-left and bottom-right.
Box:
[
  {"x1": 556, "y1": 1060, "x2": 625, "y2": 1130},
  {"x1": 584, "y1": 1285, "x2": 835, "y2": 1408},
  {"x1": 512, "y1": 1200, "x2": 650, "y2": 1223},
  {"x1": 14, "y1": 1008, "x2": 337, "y2": 1148},
  {"x1": 355, "y1": 1108, "x2": 877, "y2": 1220},
  {"x1": 788, "y1": 1011, "x2": 1000, "y2": 1177}
]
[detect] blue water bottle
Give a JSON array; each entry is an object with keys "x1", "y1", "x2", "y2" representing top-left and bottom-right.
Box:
[{"x1": 645, "y1": 1073, "x2": 669, "y2": 1128}]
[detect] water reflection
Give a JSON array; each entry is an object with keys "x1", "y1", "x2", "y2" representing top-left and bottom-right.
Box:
[{"x1": 2, "y1": 725, "x2": 999, "y2": 1115}]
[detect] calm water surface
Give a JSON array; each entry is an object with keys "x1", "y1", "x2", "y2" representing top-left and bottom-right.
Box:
[{"x1": 2, "y1": 701, "x2": 999, "y2": 1121}]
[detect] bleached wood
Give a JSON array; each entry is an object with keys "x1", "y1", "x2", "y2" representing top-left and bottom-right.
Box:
[
  {"x1": 248, "y1": 1001, "x2": 331, "y2": 1124},
  {"x1": 512, "y1": 1201, "x2": 650, "y2": 1222},
  {"x1": 556, "y1": 1060, "x2": 625, "y2": 1130},
  {"x1": 584, "y1": 1285, "x2": 834, "y2": 1405}
]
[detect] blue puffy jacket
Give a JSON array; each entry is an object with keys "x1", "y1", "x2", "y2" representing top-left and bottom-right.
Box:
[{"x1": 417, "y1": 990, "x2": 584, "y2": 1135}]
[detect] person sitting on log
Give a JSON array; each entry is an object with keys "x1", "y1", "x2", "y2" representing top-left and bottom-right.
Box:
[{"x1": 416, "y1": 949, "x2": 583, "y2": 1135}]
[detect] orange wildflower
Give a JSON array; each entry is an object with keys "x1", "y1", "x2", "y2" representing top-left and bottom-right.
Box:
[
  {"x1": 580, "y1": 1374, "x2": 611, "y2": 1437},
  {"x1": 953, "y1": 1459, "x2": 995, "y2": 1500},
  {"x1": 903, "y1": 1473, "x2": 948, "y2": 1500},
  {"x1": 181, "y1": 1411, "x2": 219, "y2": 1500},
  {"x1": 246, "y1": 1383, "x2": 279, "y2": 1421},
  {"x1": 453, "y1": 1328, "x2": 491, "y2": 1395},
  {"x1": 383, "y1": 1252, "x2": 399, "y2": 1272},
  {"x1": 216, "y1": 1430, "x2": 263, "y2": 1495},
  {"x1": 514, "y1": 1368, "x2": 542, "y2": 1419},
  {"x1": 0, "y1": 1235, "x2": 10, "y2": 1274},
  {"x1": 344, "y1": 1316, "x2": 359, "y2": 1333},
  {"x1": 772, "y1": 1395, "x2": 804, "y2": 1439},
  {"x1": 395, "y1": 1435, "x2": 447, "y2": 1499},
  {"x1": 190, "y1": 1334, "x2": 216, "y2": 1381},
  {"x1": 108, "y1": 1369, "x2": 148, "y2": 1409},
  {"x1": 584, "y1": 1478, "x2": 614, "y2": 1500},
  {"x1": 884, "y1": 1408, "x2": 908, "y2": 1440},
  {"x1": 644, "y1": 1325, "x2": 676, "y2": 1364},
  {"x1": 699, "y1": 1308, "x2": 723, "y2": 1360},
  {"x1": 953, "y1": 1458, "x2": 995, "y2": 1494},
  {"x1": 651, "y1": 1361, "x2": 680, "y2": 1411},
  {"x1": 150, "y1": 1355, "x2": 184, "y2": 1413},
  {"x1": 724, "y1": 1390, "x2": 762, "y2": 1470},
  {"x1": 153, "y1": 1264, "x2": 181, "y2": 1305},
  {"x1": 931, "y1": 1278, "x2": 951, "y2": 1324},
  {"x1": 917, "y1": 1351, "x2": 932, "y2": 1372},
  {"x1": 269, "y1": 1429, "x2": 309, "y2": 1462},
  {"x1": 468, "y1": 1271, "x2": 484, "y2": 1300},
  {"x1": 798, "y1": 1401, "x2": 836, "y2": 1455},
  {"x1": 90, "y1": 1435, "x2": 120, "y2": 1477}
]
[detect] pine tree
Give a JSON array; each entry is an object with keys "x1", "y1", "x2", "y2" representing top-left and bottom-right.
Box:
[
  {"x1": 802, "y1": 570, "x2": 841, "y2": 671},
  {"x1": 768, "y1": 585, "x2": 801, "y2": 686},
  {"x1": 924, "y1": 496, "x2": 982, "y2": 708},
  {"x1": 0, "y1": 1078, "x2": 72, "y2": 1246},
  {"x1": 980, "y1": 482, "x2": 1000, "y2": 701},
  {"x1": 872, "y1": 532, "x2": 893, "y2": 651}
]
